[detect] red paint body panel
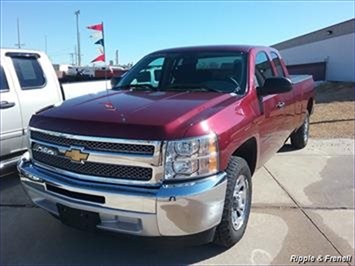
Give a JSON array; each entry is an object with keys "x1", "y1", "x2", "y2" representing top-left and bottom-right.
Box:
[{"x1": 30, "y1": 45, "x2": 315, "y2": 173}]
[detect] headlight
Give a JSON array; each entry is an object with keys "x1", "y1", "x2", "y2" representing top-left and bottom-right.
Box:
[{"x1": 165, "y1": 133, "x2": 219, "y2": 180}]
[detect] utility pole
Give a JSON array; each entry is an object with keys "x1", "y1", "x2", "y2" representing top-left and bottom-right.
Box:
[
  {"x1": 75, "y1": 10, "x2": 81, "y2": 66},
  {"x1": 115, "y1": 50, "x2": 119, "y2": 65},
  {"x1": 74, "y1": 45, "x2": 78, "y2": 65},
  {"x1": 15, "y1": 18, "x2": 25, "y2": 48},
  {"x1": 69, "y1": 53, "x2": 75, "y2": 65}
]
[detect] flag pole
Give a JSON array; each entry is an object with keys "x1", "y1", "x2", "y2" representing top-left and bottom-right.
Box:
[{"x1": 101, "y1": 21, "x2": 108, "y2": 91}]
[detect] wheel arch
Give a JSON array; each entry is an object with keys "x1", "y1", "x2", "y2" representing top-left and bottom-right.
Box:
[
  {"x1": 231, "y1": 137, "x2": 258, "y2": 176},
  {"x1": 307, "y1": 97, "x2": 314, "y2": 115}
]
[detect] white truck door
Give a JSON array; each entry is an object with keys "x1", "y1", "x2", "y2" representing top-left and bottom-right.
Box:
[
  {"x1": 0, "y1": 63, "x2": 24, "y2": 159},
  {"x1": 5, "y1": 52, "x2": 63, "y2": 147}
]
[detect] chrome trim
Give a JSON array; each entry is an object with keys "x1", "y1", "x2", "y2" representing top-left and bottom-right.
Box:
[
  {"x1": 29, "y1": 127, "x2": 161, "y2": 146},
  {"x1": 29, "y1": 127, "x2": 164, "y2": 185},
  {"x1": 19, "y1": 160, "x2": 157, "y2": 213},
  {"x1": 22, "y1": 183, "x2": 161, "y2": 236},
  {"x1": 32, "y1": 160, "x2": 162, "y2": 187},
  {"x1": 19, "y1": 158, "x2": 227, "y2": 236},
  {"x1": 157, "y1": 172, "x2": 227, "y2": 235},
  {"x1": 31, "y1": 139, "x2": 161, "y2": 171},
  {"x1": 0, "y1": 155, "x2": 22, "y2": 170},
  {"x1": 0, "y1": 129, "x2": 23, "y2": 140}
]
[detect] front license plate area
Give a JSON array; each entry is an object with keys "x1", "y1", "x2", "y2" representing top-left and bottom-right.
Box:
[{"x1": 57, "y1": 204, "x2": 100, "y2": 232}]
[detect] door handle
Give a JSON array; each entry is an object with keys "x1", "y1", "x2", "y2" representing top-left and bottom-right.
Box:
[
  {"x1": 0, "y1": 101, "x2": 16, "y2": 109},
  {"x1": 276, "y1": 101, "x2": 285, "y2": 109}
]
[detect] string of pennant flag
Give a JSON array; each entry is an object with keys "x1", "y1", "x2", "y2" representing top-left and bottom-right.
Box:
[{"x1": 87, "y1": 23, "x2": 105, "y2": 63}]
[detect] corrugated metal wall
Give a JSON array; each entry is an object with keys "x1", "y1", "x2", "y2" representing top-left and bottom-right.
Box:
[{"x1": 279, "y1": 33, "x2": 355, "y2": 82}]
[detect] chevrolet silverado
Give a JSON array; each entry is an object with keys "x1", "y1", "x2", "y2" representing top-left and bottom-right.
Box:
[{"x1": 18, "y1": 45, "x2": 314, "y2": 247}]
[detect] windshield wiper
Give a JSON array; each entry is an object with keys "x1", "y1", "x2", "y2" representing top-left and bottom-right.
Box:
[
  {"x1": 112, "y1": 84, "x2": 155, "y2": 91},
  {"x1": 166, "y1": 84, "x2": 221, "y2": 93}
]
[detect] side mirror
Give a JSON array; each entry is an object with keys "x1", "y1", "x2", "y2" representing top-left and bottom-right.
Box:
[{"x1": 258, "y1": 77, "x2": 292, "y2": 96}]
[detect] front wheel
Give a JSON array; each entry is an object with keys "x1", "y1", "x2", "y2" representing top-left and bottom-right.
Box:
[
  {"x1": 290, "y1": 111, "x2": 310, "y2": 149},
  {"x1": 214, "y1": 157, "x2": 252, "y2": 248}
]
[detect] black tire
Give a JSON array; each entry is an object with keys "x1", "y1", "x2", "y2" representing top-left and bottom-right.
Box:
[
  {"x1": 291, "y1": 111, "x2": 310, "y2": 149},
  {"x1": 214, "y1": 156, "x2": 252, "y2": 248}
]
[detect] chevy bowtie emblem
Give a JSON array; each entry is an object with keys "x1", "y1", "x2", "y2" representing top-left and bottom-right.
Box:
[{"x1": 64, "y1": 149, "x2": 89, "y2": 163}]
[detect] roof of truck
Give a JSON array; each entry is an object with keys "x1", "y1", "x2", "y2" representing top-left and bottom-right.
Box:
[
  {"x1": 0, "y1": 48, "x2": 46, "y2": 57},
  {"x1": 150, "y1": 45, "x2": 268, "y2": 54}
]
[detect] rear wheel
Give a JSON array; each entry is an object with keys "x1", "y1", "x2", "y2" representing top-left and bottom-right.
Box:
[
  {"x1": 291, "y1": 111, "x2": 310, "y2": 149},
  {"x1": 214, "y1": 157, "x2": 252, "y2": 248}
]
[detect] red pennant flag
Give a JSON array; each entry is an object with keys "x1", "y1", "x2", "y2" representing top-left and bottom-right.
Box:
[
  {"x1": 87, "y1": 23, "x2": 103, "y2": 32},
  {"x1": 91, "y1": 54, "x2": 105, "y2": 63}
]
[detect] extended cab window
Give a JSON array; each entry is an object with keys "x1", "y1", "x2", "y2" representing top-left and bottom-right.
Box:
[
  {"x1": 11, "y1": 56, "x2": 46, "y2": 90},
  {"x1": 0, "y1": 66, "x2": 9, "y2": 92},
  {"x1": 271, "y1": 52, "x2": 285, "y2": 77},
  {"x1": 255, "y1": 52, "x2": 274, "y2": 87}
]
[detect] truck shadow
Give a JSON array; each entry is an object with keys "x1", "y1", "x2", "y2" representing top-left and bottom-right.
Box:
[
  {"x1": 3, "y1": 217, "x2": 228, "y2": 265},
  {"x1": 277, "y1": 144, "x2": 295, "y2": 153},
  {"x1": 0, "y1": 172, "x2": 34, "y2": 206},
  {"x1": 63, "y1": 229, "x2": 227, "y2": 265}
]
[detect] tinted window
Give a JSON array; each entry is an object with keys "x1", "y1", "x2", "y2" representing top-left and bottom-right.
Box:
[
  {"x1": 136, "y1": 71, "x2": 151, "y2": 83},
  {"x1": 271, "y1": 52, "x2": 285, "y2": 77},
  {"x1": 12, "y1": 57, "x2": 46, "y2": 89},
  {"x1": 154, "y1": 69, "x2": 162, "y2": 82},
  {"x1": 255, "y1": 52, "x2": 274, "y2": 87},
  {"x1": 118, "y1": 52, "x2": 247, "y2": 94},
  {"x1": 169, "y1": 53, "x2": 247, "y2": 93},
  {"x1": 130, "y1": 57, "x2": 164, "y2": 88},
  {"x1": 0, "y1": 66, "x2": 9, "y2": 92}
]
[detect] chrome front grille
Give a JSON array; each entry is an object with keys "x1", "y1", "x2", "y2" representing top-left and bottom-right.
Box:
[
  {"x1": 29, "y1": 128, "x2": 164, "y2": 185},
  {"x1": 31, "y1": 130, "x2": 155, "y2": 155},
  {"x1": 32, "y1": 150, "x2": 153, "y2": 181}
]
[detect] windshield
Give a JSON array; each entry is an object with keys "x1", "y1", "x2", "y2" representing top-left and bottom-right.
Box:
[{"x1": 115, "y1": 51, "x2": 247, "y2": 94}]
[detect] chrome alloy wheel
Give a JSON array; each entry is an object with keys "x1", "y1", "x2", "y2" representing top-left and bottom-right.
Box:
[{"x1": 231, "y1": 174, "x2": 249, "y2": 231}]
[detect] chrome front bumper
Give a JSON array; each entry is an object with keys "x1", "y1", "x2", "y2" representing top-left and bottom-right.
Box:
[{"x1": 18, "y1": 157, "x2": 227, "y2": 236}]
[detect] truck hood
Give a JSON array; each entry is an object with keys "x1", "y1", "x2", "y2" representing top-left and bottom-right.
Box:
[{"x1": 30, "y1": 90, "x2": 236, "y2": 140}]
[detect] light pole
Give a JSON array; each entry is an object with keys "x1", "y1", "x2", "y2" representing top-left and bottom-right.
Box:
[
  {"x1": 75, "y1": 10, "x2": 81, "y2": 66},
  {"x1": 15, "y1": 18, "x2": 25, "y2": 48}
]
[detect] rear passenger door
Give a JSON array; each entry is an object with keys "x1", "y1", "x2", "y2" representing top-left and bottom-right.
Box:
[
  {"x1": 0, "y1": 63, "x2": 24, "y2": 158},
  {"x1": 271, "y1": 52, "x2": 296, "y2": 138},
  {"x1": 254, "y1": 51, "x2": 287, "y2": 165}
]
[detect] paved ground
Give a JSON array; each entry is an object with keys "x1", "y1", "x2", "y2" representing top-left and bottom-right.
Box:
[{"x1": 1, "y1": 139, "x2": 354, "y2": 265}]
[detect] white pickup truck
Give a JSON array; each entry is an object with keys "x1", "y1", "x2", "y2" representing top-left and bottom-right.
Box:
[{"x1": 0, "y1": 48, "x2": 111, "y2": 172}]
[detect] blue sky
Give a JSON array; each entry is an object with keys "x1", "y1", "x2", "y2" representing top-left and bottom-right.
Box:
[{"x1": 1, "y1": 1, "x2": 354, "y2": 65}]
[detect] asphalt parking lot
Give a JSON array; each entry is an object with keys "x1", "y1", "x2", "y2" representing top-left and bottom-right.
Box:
[{"x1": 1, "y1": 138, "x2": 354, "y2": 265}]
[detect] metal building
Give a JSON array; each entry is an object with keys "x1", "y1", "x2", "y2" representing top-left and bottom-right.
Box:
[{"x1": 273, "y1": 19, "x2": 355, "y2": 82}]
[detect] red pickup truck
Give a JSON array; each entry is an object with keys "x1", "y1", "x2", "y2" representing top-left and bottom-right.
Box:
[{"x1": 18, "y1": 45, "x2": 314, "y2": 247}]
